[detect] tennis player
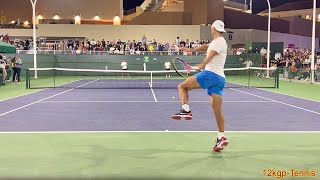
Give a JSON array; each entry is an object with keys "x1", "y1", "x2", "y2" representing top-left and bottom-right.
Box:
[{"x1": 171, "y1": 20, "x2": 228, "y2": 152}]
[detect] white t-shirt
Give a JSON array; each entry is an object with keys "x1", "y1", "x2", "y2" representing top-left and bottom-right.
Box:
[
  {"x1": 260, "y1": 48, "x2": 267, "y2": 56},
  {"x1": 0, "y1": 60, "x2": 5, "y2": 69},
  {"x1": 205, "y1": 37, "x2": 227, "y2": 78},
  {"x1": 243, "y1": 60, "x2": 253, "y2": 67},
  {"x1": 121, "y1": 62, "x2": 128, "y2": 69},
  {"x1": 164, "y1": 62, "x2": 171, "y2": 69}
]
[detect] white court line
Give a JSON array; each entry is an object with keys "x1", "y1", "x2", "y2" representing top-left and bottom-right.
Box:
[
  {"x1": 256, "y1": 88, "x2": 320, "y2": 103},
  {"x1": 40, "y1": 100, "x2": 274, "y2": 103},
  {"x1": 0, "y1": 131, "x2": 319, "y2": 134},
  {"x1": 149, "y1": 82, "x2": 158, "y2": 102},
  {"x1": 231, "y1": 88, "x2": 320, "y2": 115},
  {"x1": 0, "y1": 79, "x2": 83, "y2": 102},
  {"x1": 0, "y1": 80, "x2": 99, "y2": 117},
  {"x1": 227, "y1": 80, "x2": 320, "y2": 103}
]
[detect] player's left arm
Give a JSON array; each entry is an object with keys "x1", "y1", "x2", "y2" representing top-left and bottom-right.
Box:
[{"x1": 196, "y1": 50, "x2": 218, "y2": 70}]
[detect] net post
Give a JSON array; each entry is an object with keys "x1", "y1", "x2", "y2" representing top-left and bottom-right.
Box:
[
  {"x1": 53, "y1": 68, "x2": 56, "y2": 89},
  {"x1": 276, "y1": 68, "x2": 280, "y2": 89},
  {"x1": 247, "y1": 68, "x2": 251, "y2": 88},
  {"x1": 150, "y1": 71, "x2": 153, "y2": 88},
  {"x1": 26, "y1": 69, "x2": 30, "y2": 89},
  {"x1": 143, "y1": 63, "x2": 146, "y2": 71}
]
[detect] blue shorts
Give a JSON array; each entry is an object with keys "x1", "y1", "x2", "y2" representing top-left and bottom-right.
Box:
[{"x1": 195, "y1": 70, "x2": 225, "y2": 96}]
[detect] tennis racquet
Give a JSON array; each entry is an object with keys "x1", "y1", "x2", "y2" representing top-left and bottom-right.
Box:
[{"x1": 172, "y1": 57, "x2": 199, "y2": 77}]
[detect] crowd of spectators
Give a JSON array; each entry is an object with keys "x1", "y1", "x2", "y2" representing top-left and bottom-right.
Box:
[
  {"x1": 0, "y1": 55, "x2": 22, "y2": 84},
  {"x1": 266, "y1": 48, "x2": 320, "y2": 82},
  {"x1": 39, "y1": 36, "x2": 211, "y2": 55},
  {"x1": 1, "y1": 34, "x2": 32, "y2": 50},
  {"x1": 3, "y1": 33, "x2": 212, "y2": 55},
  {"x1": 236, "y1": 46, "x2": 320, "y2": 82}
]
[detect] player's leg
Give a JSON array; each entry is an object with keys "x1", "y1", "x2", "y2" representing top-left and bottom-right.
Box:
[
  {"x1": 171, "y1": 75, "x2": 201, "y2": 120},
  {"x1": 210, "y1": 93, "x2": 228, "y2": 152},
  {"x1": 206, "y1": 77, "x2": 228, "y2": 152},
  {"x1": 210, "y1": 94, "x2": 224, "y2": 132}
]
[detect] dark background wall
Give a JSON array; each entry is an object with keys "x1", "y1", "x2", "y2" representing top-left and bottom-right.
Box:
[
  {"x1": 184, "y1": 0, "x2": 224, "y2": 25},
  {"x1": 126, "y1": 12, "x2": 192, "y2": 25},
  {"x1": 281, "y1": 16, "x2": 320, "y2": 38},
  {"x1": 224, "y1": 9, "x2": 290, "y2": 33}
]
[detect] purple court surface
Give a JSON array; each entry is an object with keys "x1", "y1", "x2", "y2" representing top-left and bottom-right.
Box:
[{"x1": 0, "y1": 79, "x2": 319, "y2": 132}]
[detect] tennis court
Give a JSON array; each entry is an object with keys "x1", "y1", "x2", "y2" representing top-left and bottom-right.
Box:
[{"x1": 0, "y1": 71, "x2": 319, "y2": 179}]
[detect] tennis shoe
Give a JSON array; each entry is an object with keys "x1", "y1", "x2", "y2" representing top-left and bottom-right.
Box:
[
  {"x1": 171, "y1": 109, "x2": 192, "y2": 120},
  {"x1": 213, "y1": 137, "x2": 228, "y2": 152}
]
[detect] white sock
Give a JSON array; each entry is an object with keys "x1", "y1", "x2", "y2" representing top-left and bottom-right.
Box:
[
  {"x1": 218, "y1": 132, "x2": 224, "y2": 139},
  {"x1": 182, "y1": 104, "x2": 190, "y2": 112}
]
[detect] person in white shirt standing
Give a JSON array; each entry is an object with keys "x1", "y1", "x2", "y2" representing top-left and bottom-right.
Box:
[
  {"x1": 260, "y1": 47, "x2": 267, "y2": 65},
  {"x1": 0, "y1": 55, "x2": 6, "y2": 84},
  {"x1": 121, "y1": 60, "x2": 130, "y2": 78},
  {"x1": 164, "y1": 60, "x2": 171, "y2": 77},
  {"x1": 171, "y1": 20, "x2": 228, "y2": 152},
  {"x1": 243, "y1": 59, "x2": 253, "y2": 67}
]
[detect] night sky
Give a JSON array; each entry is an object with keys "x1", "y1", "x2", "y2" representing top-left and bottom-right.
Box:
[
  {"x1": 124, "y1": 0, "x2": 311, "y2": 13},
  {"x1": 123, "y1": 0, "x2": 144, "y2": 10}
]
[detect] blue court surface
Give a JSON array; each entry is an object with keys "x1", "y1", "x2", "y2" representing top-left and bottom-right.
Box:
[{"x1": 0, "y1": 79, "x2": 319, "y2": 132}]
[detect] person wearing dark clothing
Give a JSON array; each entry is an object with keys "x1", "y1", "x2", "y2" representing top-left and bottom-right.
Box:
[{"x1": 12, "y1": 57, "x2": 22, "y2": 83}]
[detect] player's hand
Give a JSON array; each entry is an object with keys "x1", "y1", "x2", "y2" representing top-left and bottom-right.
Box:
[{"x1": 195, "y1": 63, "x2": 205, "y2": 71}]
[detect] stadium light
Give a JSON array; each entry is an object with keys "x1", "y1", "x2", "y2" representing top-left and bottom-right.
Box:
[
  {"x1": 306, "y1": 14, "x2": 310, "y2": 19},
  {"x1": 37, "y1": 15, "x2": 43, "y2": 19},
  {"x1": 53, "y1": 14, "x2": 60, "y2": 20},
  {"x1": 113, "y1": 16, "x2": 121, "y2": 25},
  {"x1": 37, "y1": 15, "x2": 43, "y2": 25},
  {"x1": 94, "y1": 15, "x2": 100, "y2": 20},
  {"x1": 30, "y1": 0, "x2": 38, "y2": 78},
  {"x1": 74, "y1": 15, "x2": 81, "y2": 25},
  {"x1": 311, "y1": 0, "x2": 316, "y2": 83},
  {"x1": 266, "y1": 0, "x2": 271, "y2": 78}
]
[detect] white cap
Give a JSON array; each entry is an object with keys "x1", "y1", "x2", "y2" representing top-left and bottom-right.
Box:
[{"x1": 211, "y1": 20, "x2": 226, "y2": 33}]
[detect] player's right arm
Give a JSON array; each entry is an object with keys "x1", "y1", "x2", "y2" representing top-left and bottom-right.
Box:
[{"x1": 181, "y1": 44, "x2": 209, "y2": 53}]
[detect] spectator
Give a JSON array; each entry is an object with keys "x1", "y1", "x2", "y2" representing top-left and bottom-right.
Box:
[
  {"x1": 247, "y1": 47, "x2": 254, "y2": 54},
  {"x1": 164, "y1": 60, "x2": 171, "y2": 77},
  {"x1": 175, "y1": 37, "x2": 180, "y2": 46},
  {"x1": 12, "y1": 56, "x2": 22, "y2": 84},
  {"x1": 260, "y1": 47, "x2": 267, "y2": 65},
  {"x1": 3, "y1": 56, "x2": 10, "y2": 82},
  {"x1": 274, "y1": 52, "x2": 282, "y2": 61},
  {"x1": 142, "y1": 35, "x2": 146, "y2": 46},
  {"x1": 288, "y1": 62, "x2": 298, "y2": 79},
  {"x1": 0, "y1": 55, "x2": 6, "y2": 84},
  {"x1": 315, "y1": 64, "x2": 320, "y2": 82},
  {"x1": 121, "y1": 60, "x2": 130, "y2": 78},
  {"x1": 242, "y1": 58, "x2": 253, "y2": 67},
  {"x1": 3, "y1": 34, "x2": 9, "y2": 43},
  {"x1": 297, "y1": 65, "x2": 311, "y2": 81}
]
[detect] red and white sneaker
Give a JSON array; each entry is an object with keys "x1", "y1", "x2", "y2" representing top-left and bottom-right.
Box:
[
  {"x1": 171, "y1": 110, "x2": 192, "y2": 120},
  {"x1": 213, "y1": 137, "x2": 228, "y2": 152}
]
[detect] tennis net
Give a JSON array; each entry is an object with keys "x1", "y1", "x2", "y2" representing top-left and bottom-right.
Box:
[{"x1": 26, "y1": 67, "x2": 279, "y2": 89}]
